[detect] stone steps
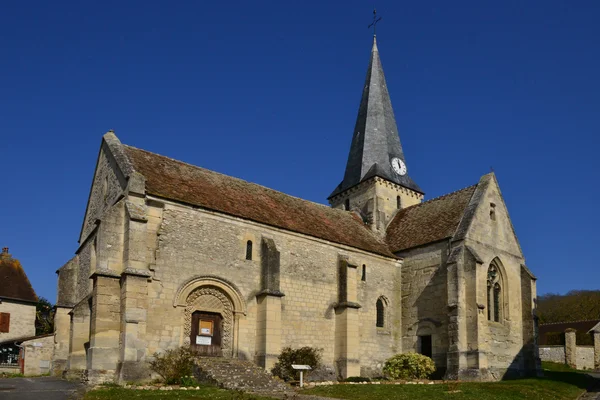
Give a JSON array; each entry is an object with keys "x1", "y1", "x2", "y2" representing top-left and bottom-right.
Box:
[{"x1": 193, "y1": 357, "x2": 291, "y2": 394}]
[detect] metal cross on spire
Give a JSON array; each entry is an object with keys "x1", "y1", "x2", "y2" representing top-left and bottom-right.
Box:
[{"x1": 368, "y1": 8, "x2": 382, "y2": 36}]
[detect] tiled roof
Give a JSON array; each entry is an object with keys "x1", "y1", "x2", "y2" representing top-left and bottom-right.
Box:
[
  {"x1": 123, "y1": 146, "x2": 395, "y2": 258},
  {"x1": 0, "y1": 249, "x2": 38, "y2": 303},
  {"x1": 386, "y1": 185, "x2": 477, "y2": 252}
]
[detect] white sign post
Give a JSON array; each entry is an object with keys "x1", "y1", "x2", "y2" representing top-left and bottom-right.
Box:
[{"x1": 291, "y1": 364, "x2": 312, "y2": 388}]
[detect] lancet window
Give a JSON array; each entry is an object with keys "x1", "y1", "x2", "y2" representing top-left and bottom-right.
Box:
[{"x1": 487, "y1": 261, "x2": 503, "y2": 322}]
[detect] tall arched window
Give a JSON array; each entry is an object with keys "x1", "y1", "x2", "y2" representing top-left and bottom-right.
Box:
[
  {"x1": 376, "y1": 297, "x2": 386, "y2": 328},
  {"x1": 487, "y1": 261, "x2": 503, "y2": 322},
  {"x1": 245, "y1": 240, "x2": 253, "y2": 260},
  {"x1": 493, "y1": 283, "x2": 501, "y2": 322},
  {"x1": 396, "y1": 196, "x2": 401, "y2": 209},
  {"x1": 344, "y1": 198, "x2": 350, "y2": 211}
]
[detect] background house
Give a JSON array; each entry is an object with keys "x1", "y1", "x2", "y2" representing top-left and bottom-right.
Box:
[{"x1": 0, "y1": 247, "x2": 41, "y2": 374}]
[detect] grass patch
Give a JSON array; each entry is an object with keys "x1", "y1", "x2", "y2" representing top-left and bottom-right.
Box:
[
  {"x1": 302, "y1": 362, "x2": 593, "y2": 400},
  {"x1": 0, "y1": 372, "x2": 24, "y2": 378},
  {"x1": 84, "y1": 386, "x2": 277, "y2": 400}
]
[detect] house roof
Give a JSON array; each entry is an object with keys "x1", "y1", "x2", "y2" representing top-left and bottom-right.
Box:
[
  {"x1": 386, "y1": 185, "x2": 478, "y2": 252},
  {"x1": 538, "y1": 320, "x2": 600, "y2": 345},
  {"x1": 123, "y1": 146, "x2": 395, "y2": 258},
  {"x1": 0, "y1": 248, "x2": 38, "y2": 303}
]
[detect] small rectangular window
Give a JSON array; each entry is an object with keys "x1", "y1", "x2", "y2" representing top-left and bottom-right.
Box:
[
  {"x1": 0, "y1": 313, "x2": 10, "y2": 333},
  {"x1": 490, "y1": 203, "x2": 496, "y2": 221}
]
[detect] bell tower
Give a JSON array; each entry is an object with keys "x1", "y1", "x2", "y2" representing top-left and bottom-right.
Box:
[{"x1": 329, "y1": 36, "x2": 424, "y2": 233}]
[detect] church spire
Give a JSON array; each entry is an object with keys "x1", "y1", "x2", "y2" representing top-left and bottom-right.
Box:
[{"x1": 329, "y1": 36, "x2": 422, "y2": 199}]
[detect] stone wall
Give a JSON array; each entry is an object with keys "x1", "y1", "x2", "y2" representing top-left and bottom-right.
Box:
[
  {"x1": 330, "y1": 178, "x2": 423, "y2": 233},
  {"x1": 22, "y1": 335, "x2": 54, "y2": 376},
  {"x1": 456, "y1": 174, "x2": 530, "y2": 380},
  {"x1": 141, "y1": 200, "x2": 401, "y2": 379},
  {"x1": 80, "y1": 147, "x2": 126, "y2": 242},
  {"x1": 397, "y1": 242, "x2": 448, "y2": 372},
  {"x1": 539, "y1": 346, "x2": 565, "y2": 364},
  {"x1": 539, "y1": 345, "x2": 595, "y2": 370},
  {"x1": 0, "y1": 300, "x2": 36, "y2": 341},
  {"x1": 577, "y1": 347, "x2": 594, "y2": 370}
]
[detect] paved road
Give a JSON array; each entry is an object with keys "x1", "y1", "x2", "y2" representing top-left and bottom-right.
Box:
[{"x1": 0, "y1": 377, "x2": 83, "y2": 400}]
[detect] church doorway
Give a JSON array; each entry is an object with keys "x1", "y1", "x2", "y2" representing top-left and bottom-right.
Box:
[{"x1": 191, "y1": 311, "x2": 223, "y2": 357}]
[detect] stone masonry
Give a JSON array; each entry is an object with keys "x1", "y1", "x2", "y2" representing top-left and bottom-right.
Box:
[{"x1": 0, "y1": 301, "x2": 36, "y2": 341}]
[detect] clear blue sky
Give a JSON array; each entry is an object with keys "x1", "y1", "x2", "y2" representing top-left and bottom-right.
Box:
[{"x1": 1, "y1": 1, "x2": 598, "y2": 301}]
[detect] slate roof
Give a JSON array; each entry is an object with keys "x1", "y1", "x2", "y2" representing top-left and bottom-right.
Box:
[
  {"x1": 0, "y1": 248, "x2": 38, "y2": 303},
  {"x1": 330, "y1": 37, "x2": 422, "y2": 198},
  {"x1": 386, "y1": 185, "x2": 478, "y2": 252},
  {"x1": 123, "y1": 146, "x2": 395, "y2": 258}
]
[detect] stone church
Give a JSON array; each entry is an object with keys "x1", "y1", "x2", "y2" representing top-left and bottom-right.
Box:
[{"x1": 52, "y1": 37, "x2": 540, "y2": 383}]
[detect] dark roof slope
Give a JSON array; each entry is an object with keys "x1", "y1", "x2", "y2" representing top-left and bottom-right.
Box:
[
  {"x1": 538, "y1": 320, "x2": 600, "y2": 345},
  {"x1": 123, "y1": 146, "x2": 394, "y2": 258},
  {"x1": 386, "y1": 185, "x2": 477, "y2": 252},
  {"x1": 330, "y1": 37, "x2": 422, "y2": 198},
  {"x1": 0, "y1": 248, "x2": 38, "y2": 303}
]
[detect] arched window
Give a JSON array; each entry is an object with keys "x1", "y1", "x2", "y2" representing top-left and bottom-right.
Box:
[
  {"x1": 493, "y1": 283, "x2": 501, "y2": 322},
  {"x1": 487, "y1": 261, "x2": 503, "y2": 322},
  {"x1": 361, "y1": 264, "x2": 366, "y2": 281},
  {"x1": 245, "y1": 240, "x2": 253, "y2": 260},
  {"x1": 396, "y1": 195, "x2": 401, "y2": 209},
  {"x1": 344, "y1": 198, "x2": 350, "y2": 211},
  {"x1": 376, "y1": 297, "x2": 385, "y2": 327}
]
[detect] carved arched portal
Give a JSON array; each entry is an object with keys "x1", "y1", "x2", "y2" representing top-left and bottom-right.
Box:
[{"x1": 175, "y1": 276, "x2": 246, "y2": 358}]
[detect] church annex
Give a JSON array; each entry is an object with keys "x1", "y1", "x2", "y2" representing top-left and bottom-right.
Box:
[{"x1": 52, "y1": 37, "x2": 540, "y2": 383}]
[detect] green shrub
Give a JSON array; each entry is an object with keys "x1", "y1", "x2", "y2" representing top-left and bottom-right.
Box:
[
  {"x1": 344, "y1": 376, "x2": 371, "y2": 382},
  {"x1": 382, "y1": 352, "x2": 436, "y2": 380},
  {"x1": 180, "y1": 375, "x2": 197, "y2": 387},
  {"x1": 149, "y1": 346, "x2": 196, "y2": 384},
  {"x1": 271, "y1": 346, "x2": 322, "y2": 381}
]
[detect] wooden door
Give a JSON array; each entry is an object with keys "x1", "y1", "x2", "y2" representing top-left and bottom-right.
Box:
[{"x1": 191, "y1": 311, "x2": 223, "y2": 357}]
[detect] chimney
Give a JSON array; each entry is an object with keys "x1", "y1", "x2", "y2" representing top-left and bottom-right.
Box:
[{"x1": 0, "y1": 247, "x2": 10, "y2": 259}]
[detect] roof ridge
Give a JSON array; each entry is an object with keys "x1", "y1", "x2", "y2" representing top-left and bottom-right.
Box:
[
  {"x1": 539, "y1": 319, "x2": 600, "y2": 326},
  {"x1": 123, "y1": 145, "x2": 347, "y2": 213},
  {"x1": 401, "y1": 184, "x2": 478, "y2": 212}
]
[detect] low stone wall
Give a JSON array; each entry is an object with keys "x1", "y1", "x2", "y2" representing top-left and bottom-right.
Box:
[
  {"x1": 577, "y1": 346, "x2": 594, "y2": 370},
  {"x1": 0, "y1": 365, "x2": 21, "y2": 374},
  {"x1": 539, "y1": 345, "x2": 595, "y2": 370},
  {"x1": 539, "y1": 346, "x2": 565, "y2": 364},
  {"x1": 22, "y1": 335, "x2": 54, "y2": 376}
]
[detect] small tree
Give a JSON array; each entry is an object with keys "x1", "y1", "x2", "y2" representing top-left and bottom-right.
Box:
[
  {"x1": 383, "y1": 353, "x2": 436, "y2": 380},
  {"x1": 36, "y1": 297, "x2": 54, "y2": 335},
  {"x1": 271, "y1": 347, "x2": 322, "y2": 381}
]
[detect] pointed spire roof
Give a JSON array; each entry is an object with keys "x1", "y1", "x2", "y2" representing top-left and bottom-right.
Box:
[{"x1": 329, "y1": 36, "x2": 422, "y2": 198}]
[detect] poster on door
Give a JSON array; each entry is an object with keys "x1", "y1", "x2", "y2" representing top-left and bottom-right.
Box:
[
  {"x1": 196, "y1": 336, "x2": 212, "y2": 345},
  {"x1": 199, "y1": 320, "x2": 213, "y2": 335}
]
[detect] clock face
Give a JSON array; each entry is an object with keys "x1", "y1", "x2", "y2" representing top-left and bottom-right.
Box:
[{"x1": 391, "y1": 158, "x2": 407, "y2": 176}]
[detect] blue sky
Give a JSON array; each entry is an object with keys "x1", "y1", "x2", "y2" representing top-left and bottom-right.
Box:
[{"x1": 1, "y1": 1, "x2": 598, "y2": 301}]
